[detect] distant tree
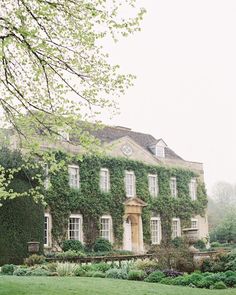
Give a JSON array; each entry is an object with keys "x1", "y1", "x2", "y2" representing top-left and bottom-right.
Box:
[
  {"x1": 209, "y1": 182, "x2": 236, "y2": 242},
  {"x1": 212, "y1": 182, "x2": 236, "y2": 205},
  {"x1": 210, "y1": 209, "x2": 236, "y2": 243}
]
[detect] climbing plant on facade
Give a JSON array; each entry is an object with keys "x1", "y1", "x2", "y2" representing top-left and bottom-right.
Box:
[{"x1": 45, "y1": 153, "x2": 208, "y2": 247}]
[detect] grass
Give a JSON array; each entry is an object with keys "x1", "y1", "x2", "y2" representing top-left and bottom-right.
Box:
[{"x1": 0, "y1": 276, "x2": 236, "y2": 295}]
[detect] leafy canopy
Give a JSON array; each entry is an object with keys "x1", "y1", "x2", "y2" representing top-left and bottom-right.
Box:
[
  {"x1": 0, "y1": 0, "x2": 145, "y2": 202},
  {"x1": 0, "y1": 0, "x2": 145, "y2": 145}
]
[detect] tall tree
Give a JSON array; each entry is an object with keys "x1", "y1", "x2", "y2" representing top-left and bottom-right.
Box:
[
  {"x1": 0, "y1": 0, "x2": 146, "y2": 203},
  {"x1": 0, "y1": 0, "x2": 145, "y2": 145}
]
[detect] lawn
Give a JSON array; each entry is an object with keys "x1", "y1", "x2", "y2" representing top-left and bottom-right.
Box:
[{"x1": 0, "y1": 276, "x2": 235, "y2": 295}]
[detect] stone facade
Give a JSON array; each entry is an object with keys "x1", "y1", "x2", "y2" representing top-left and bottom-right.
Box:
[{"x1": 42, "y1": 125, "x2": 208, "y2": 252}]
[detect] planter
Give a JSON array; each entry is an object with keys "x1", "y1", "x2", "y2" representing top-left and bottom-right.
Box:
[
  {"x1": 182, "y1": 228, "x2": 199, "y2": 244},
  {"x1": 27, "y1": 241, "x2": 40, "y2": 253}
]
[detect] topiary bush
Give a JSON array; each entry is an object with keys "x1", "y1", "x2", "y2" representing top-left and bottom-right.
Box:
[
  {"x1": 24, "y1": 254, "x2": 45, "y2": 266},
  {"x1": 1, "y1": 264, "x2": 16, "y2": 275},
  {"x1": 128, "y1": 270, "x2": 145, "y2": 281},
  {"x1": 62, "y1": 240, "x2": 84, "y2": 252},
  {"x1": 93, "y1": 238, "x2": 112, "y2": 252},
  {"x1": 144, "y1": 271, "x2": 165, "y2": 283}
]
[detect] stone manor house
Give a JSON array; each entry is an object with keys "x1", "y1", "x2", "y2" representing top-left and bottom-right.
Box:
[{"x1": 42, "y1": 125, "x2": 209, "y2": 253}]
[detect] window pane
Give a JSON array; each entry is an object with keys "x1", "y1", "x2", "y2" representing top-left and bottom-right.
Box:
[
  {"x1": 100, "y1": 218, "x2": 111, "y2": 241},
  {"x1": 149, "y1": 175, "x2": 158, "y2": 197},
  {"x1": 69, "y1": 217, "x2": 81, "y2": 240},
  {"x1": 151, "y1": 219, "x2": 161, "y2": 244},
  {"x1": 69, "y1": 166, "x2": 79, "y2": 188},
  {"x1": 100, "y1": 169, "x2": 109, "y2": 192},
  {"x1": 125, "y1": 172, "x2": 134, "y2": 197},
  {"x1": 170, "y1": 178, "x2": 177, "y2": 197}
]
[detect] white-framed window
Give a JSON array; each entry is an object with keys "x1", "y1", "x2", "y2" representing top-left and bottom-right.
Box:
[
  {"x1": 148, "y1": 174, "x2": 158, "y2": 197},
  {"x1": 100, "y1": 168, "x2": 110, "y2": 193},
  {"x1": 44, "y1": 213, "x2": 50, "y2": 247},
  {"x1": 156, "y1": 146, "x2": 165, "y2": 158},
  {"x1": 172, "y1": 218, "x2": 181, "y2": 239},
  {"x1": 68, "y1": 165, "x2": 80, "y2": 188},
  {"x1": 191, "y1": 218, "x2": 198, "y2": 229},
  {"x1": 189, "y1": 178, "x2": 197, "y2": 201},
  {"x1": 68, "y1": 214, "x2": 82, "y2": 241},
  {"x1": 100, "y1": 215, "x2": 112, "y2": 242},
  {"x1": 125, "y1": 171, "x2": 135, "y2": 197},
  {"x1": 151, "y1": 217, "x2": 161, "y2": 244},
  {"x1": 170, "y1": 177, "x2": 177, "y2": 197}
]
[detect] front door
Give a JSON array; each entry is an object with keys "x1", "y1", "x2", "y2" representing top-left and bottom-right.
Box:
[{"x1": 123, "y1": 218, "x2": 132, "y2": 251}]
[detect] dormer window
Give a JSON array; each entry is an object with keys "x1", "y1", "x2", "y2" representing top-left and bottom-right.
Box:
[
  {"x1": 149, "y1": 139, "x2": 167, "y2": 158},
  {"x1": 156, "y1": 146, "x2": 165, "y2": 158}
]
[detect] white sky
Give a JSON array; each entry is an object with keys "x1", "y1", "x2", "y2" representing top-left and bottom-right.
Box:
[{"x1": 100, "y1": 0, "x2": 236, "y2": 194}]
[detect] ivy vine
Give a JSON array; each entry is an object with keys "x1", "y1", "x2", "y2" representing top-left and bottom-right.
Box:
[{"x1": 45, "y1": 154, "x2": 208, "y2": 247}]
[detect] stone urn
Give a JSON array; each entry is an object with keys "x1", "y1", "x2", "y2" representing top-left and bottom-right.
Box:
[
  {"x1": 182, "y1": 228, "x2": 199, "y2": 245},
  {"x1": 27, "y1": 241, "x2": 40, "y2": 254}
]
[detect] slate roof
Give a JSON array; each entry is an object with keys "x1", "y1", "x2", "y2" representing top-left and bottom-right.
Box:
[{"x1": 92, "y1": 125, "x2": 183, "y2": 160}]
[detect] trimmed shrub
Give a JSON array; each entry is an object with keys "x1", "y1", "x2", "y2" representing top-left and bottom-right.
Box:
[
  {"x1": 24, "y1": 254, "x2": 45, "y2": 266},
  {"x1": 213, "y1": 281, "x2": 227, "y2": 289},
  {"x1": 128, "y1": 270, "x2": 145, "y2": 281},
  {"x1": 144, "y1": 271, "x2": 165, "y2": 283},
  {"x1": 105, "y1": 268, "x2": 128, "y2": 280},
  {"x1": 62, "y1": 240, "x2": 84, "y2": 252},
  {"x1": 1, "y1": 264, "x2": 16, "y2": 275},
  {"x1": 93, "y1": 238, "x2": 112, "y2": 252}
]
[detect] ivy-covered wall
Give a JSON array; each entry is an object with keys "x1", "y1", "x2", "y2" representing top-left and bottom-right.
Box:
[
  {"x1": 0, "y1": 148, "x2": 44, "y2": 265},
  {"x1": 0, "y1": 147, "x2": 208, "y2": 264},
  {"x1": 46, "y1": 154, "x2": 208, "y2": 248}
]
